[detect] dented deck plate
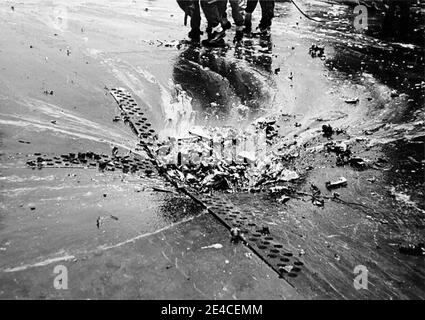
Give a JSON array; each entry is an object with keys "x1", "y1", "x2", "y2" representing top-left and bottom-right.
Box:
[{"x1": 108, "y1": 87, "x2": 326, "y2": 287}]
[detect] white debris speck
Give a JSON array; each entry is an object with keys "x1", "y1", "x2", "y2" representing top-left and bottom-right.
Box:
[
  {"x1": 282, "y1": 265, "x2": 293, "y2": 273},
  {"x1": 390, "y1": 187, "x2": 425, "y2": 214},
  {"x1": 201, "y1": 243, "x2": 223, "y2": 250}
]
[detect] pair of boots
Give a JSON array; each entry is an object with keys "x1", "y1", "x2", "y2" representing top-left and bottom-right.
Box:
[
  {"x1": 244, "y1": 12, "x2": 271, "y2": 37},
  {"x1": 188, "y1": 29, "x2": 202, "y2": 43},
  {"x1": 188, "y1": 19, "x2": 244, "y2": 46},
  {"x1": 201, "y1": 24, "x2": 227, "y2": 46},
  {"x1": 200, "y1": 23, "x2": 244, "y2": 46},
  {"x1": 188, "y1": 28, "x2": 224, "y2": 46}
]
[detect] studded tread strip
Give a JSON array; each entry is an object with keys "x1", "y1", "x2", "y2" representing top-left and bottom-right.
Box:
[{"x1": 109, "y1": 87, "x2": 339, "y2": 295}]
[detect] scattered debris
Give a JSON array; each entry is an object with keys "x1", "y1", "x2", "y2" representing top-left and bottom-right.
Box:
[
  {"x1": 407, "y1": 156, "x2": 419, "y2": 164},
  {"x1": 312, "y1": 197, "x2": 325, "y2": 207},
  {"x1": 309, "y1": 44, "x2": 325, "y2": 58},
  {"x1": 309, "y1": 184, "x2": 325, "y2": 207},
  {"x1": 164, "y1": 161, "x2": 249, "y2": 193},
  {"x1": 310, "y1": 184, "x2": 321, "y2": 196},
  {"x1": 230, "y1": 227, "x2": 241, "y2": 243},
  {"x1": 322, "y1": 124, "x2": 345, "y2": 138},
  {"x1": 96, "y1": 215, "x2": 119, "y2": 229},
  {"x1": 389, "y1": 187, "x2": 424, "y2": 213},
  {"x1": 326, "y1": 141, "x2": 352, "y2": 166},
  {"x1": 155, "y1": 39, "x2": 182, "y2": 48},
  {"x1": 244, "y1": 252, "x2": 253, "y2": 259},
  {"x1": 348, "y1": 157, "x2": 369, "y2": 170},
  {"x1": 367, "y1": 177, "x2": 376, "y2": 183},
  {"x1": 390, "y1": 90, "x2": 399, "y2": 98},
  {"x1": 281, "y1": 265, "x2": 294, "y2": 273},
  {"x1": 260, "y1": 226, "x2": 270, "y2": 235},
  {"x1": 288, "y1": 72, "x2": 293, "y2": 80},
  {"x1": 325, "y1": 177, "x2": 348, "y2": 190},
  {"x1": 269, "y1": 185, "x2": 291, "y2": 195},
  {"x1": 201, "y1": 243, "x2": 223, "y2": 250},
  {"x1": 322, "y1": 124, "x2": 333, "y2": 138},
  {"x1": 277, "y1": 195, "x2": 291, "y2": 204},
  {"x1": 344, "y1": 97, "x2": 359, "y2": 104},
  {"x1": 112, "y1": 146, "x2": 118, "y2": 157},
  {"x1": 152, "y1": 187, "x2": 174, "y2": 193},
  {"x1": 363, "y1": 123, "x2": 385, "y2": 135},
  {"x1": 98, "y1": 161, "x2": 107, "y2": 172},
  {"x1": 279, "y1": 169, "x2": 300, "y2": 182}
]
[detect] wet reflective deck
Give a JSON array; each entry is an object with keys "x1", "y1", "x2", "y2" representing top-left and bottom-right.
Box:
[{"x1": 0, "y1": 0, "x2": 424, "y2": 299}]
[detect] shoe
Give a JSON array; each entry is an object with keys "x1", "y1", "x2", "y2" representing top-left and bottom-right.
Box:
[
  {"x1": 201, "y1": 38, "x2": 225, "y2": 47},
  {"x1": 188, "y1": 29, "x2": 201, "y2": 43},
  {"x1": 189, "y1": 36, "x2": 201, "y2": 44},
  {"x1": 208, "y1": 25, "x2": 226, "y2": 45}
]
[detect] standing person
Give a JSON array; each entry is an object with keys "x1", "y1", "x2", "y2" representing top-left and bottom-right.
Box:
[
  {"x1": 200, "y1": 0, "x2": 227, "y2": 46},
  {"x1": 244, "y1": 0, "x2": 275, "y2": 37},
  {"x1": 176, "y1": 0, "x2": 202, "y2": 43},
  {"x1": 222, "y1": 0, "x2": 246, "y2": 42}
]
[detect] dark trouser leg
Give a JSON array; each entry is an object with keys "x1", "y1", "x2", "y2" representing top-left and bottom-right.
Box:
[
  {"x1": 219, "y1": 0, "x2": 231, "y2": 28},
  {"x1": 218, "y1": 0, "x2": 228, "y2": 19},
  {"x1": 190, "y1": 1, "x2": 201, "y2": 36},
  {"x1": 259, "y1": 0, "x2": 274, "y2": 29},
  {"x1": 245, "y1": 0, "x2": 257, "y2": 33},
  {"x1": 200, "y1": 0, "x2": 221, "y2": 29},
  {"x1": 176, "y1": 0, "x2": 186, "y2": 12},
  {"x1": 201, "y1": 0, "x2": 226, "y2": 45},
  {"x1": 230, "y1": 0, "x2": 245, "y2": 28},
  {"x1": 245, "y1": 0, "x2": 258, "y2": 14}
]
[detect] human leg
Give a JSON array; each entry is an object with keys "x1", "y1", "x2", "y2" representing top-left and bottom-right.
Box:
[
  {"x1": 258, "y1": 0, "x2": 274, "y2": 30},
  {"x1": 244, "y1": 0, "x2": 258, "y2": 33},
  {"x1": 189, "y1": 1, "x2": 202, "y2": 42},
  {"x1": 229, "y1": 0, "x2": 245, "y2": 27},
  {"x1": 229, "y1": 0, "x2": 245, "y2": 41},
  {"x1": 200, "y1": 0, "x2": 222, "y2": 29},
  {"x1": 200, "y1": 0, "x2": 226, "y2": 45}
]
